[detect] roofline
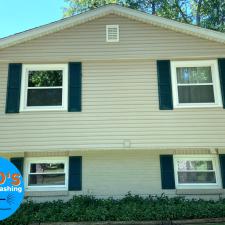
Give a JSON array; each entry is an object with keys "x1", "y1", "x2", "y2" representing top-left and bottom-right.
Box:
[{"x1": 1, "y1": 4, "x2": 225, "y2": 49}]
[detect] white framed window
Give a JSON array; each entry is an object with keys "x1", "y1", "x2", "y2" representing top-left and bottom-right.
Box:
[
  {"x1": 20, "y1": 64, "x2": 68, "y2": 111},
  {"x1": 173, "y1": 155, "x2": 222, "y2": 189},
  {"x1": 171, "y1": 60, "x2": 222, "y2": 108},
  {"x1": 106, "y1": 25, "x2": 119, "y2": 42},
  {"x1": 24, "y1": 157, "x2": 69, "y2": 191}
]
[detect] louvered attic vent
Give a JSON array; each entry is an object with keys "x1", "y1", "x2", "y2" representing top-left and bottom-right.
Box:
[{"x1": 106, "y1": 25, "x2": 119, "y2": 42}]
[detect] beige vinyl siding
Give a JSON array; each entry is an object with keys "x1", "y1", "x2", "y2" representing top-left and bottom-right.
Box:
[
  {"x1": 1, "y1": 59, "x2": 225, "y2": 152},
  {"x1": 25, "y1": 151, "x2": 172, "y2": 198},
  {"x1": 0, "y1": 14, "x2": 225, "y2": 152},
  {"x1": 81, "y1": 151, "x2": 165, "y2": 197},
  {"x1": 1, "y1": 15, "x2": 225, "y2": 61},
  {"x1": 23, "y1": 150, "x2": 224, "y2": 201}
]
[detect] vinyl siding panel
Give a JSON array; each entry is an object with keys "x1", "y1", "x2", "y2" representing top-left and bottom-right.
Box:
[
  {"x1": 1, "y1": 15, "x2": 225, "y2": 61},
  {"x1": 81, "y1": 151, "x2": 163, "y2": 197},
  {"x1": 1, "y1": 14, "x2": 225, "y2": 152},
  {"x1": 1, "y1": 60, "x2": 225, "y2": 151},
  {"x1": 27, "y1": 151, "x2": 172, "y2": 198},
  {"x1": 23, "y1": 150, "x2": 224, "y2": 201}
]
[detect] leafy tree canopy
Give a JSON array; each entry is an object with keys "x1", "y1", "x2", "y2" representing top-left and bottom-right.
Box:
[{"x1": 63, "y1": 0, "x2": 225, "y2": 32}]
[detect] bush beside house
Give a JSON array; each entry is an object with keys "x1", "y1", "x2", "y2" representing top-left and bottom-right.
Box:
[{"x1": 3, "y1": 194, "x2": 225, "y2": 225}]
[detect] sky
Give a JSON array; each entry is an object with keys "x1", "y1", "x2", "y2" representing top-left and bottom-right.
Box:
[{"x1": 0, "y1": 0, "x2": 66, "y2": 38}]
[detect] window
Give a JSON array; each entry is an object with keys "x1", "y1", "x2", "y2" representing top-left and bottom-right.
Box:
[
  {"x1": 106, "y1": 25, "x2": 119, "y2": 42},
  {"x1": 171, "y1": 60, "x2": 222, "y2": 108},
  {"x1": 20, "y1": 64, "x2": 68, "y2": 111},
  {"x1": 173, "y1": 155, "x2": 221, "y2": 189},
  {"x1": 24, "y1": 157, "x2": 68, "y2": 191}
]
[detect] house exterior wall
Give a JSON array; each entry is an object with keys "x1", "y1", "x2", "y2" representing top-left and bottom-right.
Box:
[
  {"x1": 1, "y1": 13, "x2": 225, "y2": 199},
  {"x1": 0, "y1": 58, "x2": 225, "y2": 152},
  {"x1": 1, "y1": 14, "x2": 225, "y2": 62},
  {"x1": 20, "y1": 150, "x2": 224, "y2": 201}
]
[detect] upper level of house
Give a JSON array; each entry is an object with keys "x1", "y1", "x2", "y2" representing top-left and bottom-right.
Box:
[{"x1": 1, "y1": 5, "x2": 225, "y2": 153}]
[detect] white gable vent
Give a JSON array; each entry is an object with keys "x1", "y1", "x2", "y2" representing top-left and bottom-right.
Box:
[{"x1": 106, "y1": 25, "x2": 119, "y2": 42}]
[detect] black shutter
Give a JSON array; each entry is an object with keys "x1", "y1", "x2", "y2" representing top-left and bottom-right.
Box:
[
  {"x1": 68, "y1": 62, "x2": 82, "y2": 112},
  {"x1": 69, "y1": 156, "x2": 82, "y2": 191},
  {"x1": 5, "y1": 63, "x2": 22, "y2": 113},
  {"x1": 10, "y1": 157, "x2": 24, "y2": 175},
  {"x1": 157, "y1": 60, "x2": 173, "y2": 110},
  {"x1": 160, "y1": 155, "x2": 175, "y2": 189},
  {"x1": 218, "y1": 59, "x2": 225, "y2": 108},
  {"x1": 219, "y1": 154, "x2": 225, "y2": 188}
]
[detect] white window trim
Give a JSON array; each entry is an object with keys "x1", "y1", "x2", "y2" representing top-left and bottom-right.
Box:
[
  {"x1": 20, "y1": 64, "x2": 68, "y2": 112},
  {"x1": 171, "y1": 60, "x2": 222, "y2": 108},
  {"x1": 106, "y1": 25, "x2": 119, "y2": 42},
  {"x1": 173, "y1": 155, "x2": 222, "y2": 189},
  {"x1": 24, "y1": 157, "x2": 69, "y2": 192}
]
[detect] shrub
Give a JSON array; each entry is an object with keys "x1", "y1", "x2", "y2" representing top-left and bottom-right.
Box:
[{"x1": 2, "y1": 194, "x2": 225, "y2": 225}]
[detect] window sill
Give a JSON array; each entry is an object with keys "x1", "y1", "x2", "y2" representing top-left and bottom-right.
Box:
[
  {"x1": 25, "y1": 190, "x2": 69, "y2": 197},
  {"x1": 20, "y1": 108, "x2": 67, "y2": 112},
  {"x1": 174, "y1": 104, "x2": 222, "y2": 109},
  {"x1": 176, "y1": 189, "x2": 224, "y2": 195}
]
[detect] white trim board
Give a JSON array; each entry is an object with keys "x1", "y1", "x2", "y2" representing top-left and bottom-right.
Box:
[
  {"x1": 171, "y1": 60, "x2": 223, "y2": 108},
  {"x1": 24, "y1": 157, "x2": 69, "y2": 192},
  {"x1": 20, "y1": 64, "x2": 68, "y2": 112},
  {"x1": 1, "y1": 4, "x2": 225, "y2": 50},
  {"x1": 173, "y1": 154, "x2": 222, "y2": 190}
]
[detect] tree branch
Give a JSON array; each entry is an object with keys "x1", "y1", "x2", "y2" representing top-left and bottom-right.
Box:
[
  {"x1": 175, "y1": 0, "x2": 189, "y2": 23},
  {"x1": 196, "y1": 0, "x2": 203, "y2": 26}
]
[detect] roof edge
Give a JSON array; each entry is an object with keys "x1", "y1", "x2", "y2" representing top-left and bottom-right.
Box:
[{"x1": 0, "y1": 4, "x2": 225, "y2": 49}]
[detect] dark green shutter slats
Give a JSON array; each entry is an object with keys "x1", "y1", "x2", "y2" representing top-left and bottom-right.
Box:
[
  {"x1": 68, "y1": 62, "x2": 82, "y2": 112},
  {"x1": 10, "y1": 157, "x2": 24, "y2": 175},
  {"x1": 218, "y1": 59, "x2": 225, "y2": 108},
  {"x1": 219, "y1": 154, "x2": 225, "y2": 188},
  {"x1": 160, "y1": 155, "x2": 175, "y2": 189},
  {"x1": 157, "y1": 60, "x2": 173, "y2": 110},
  {"x1": 6, "y1": 63, "x2": 22, "y2": 113},
  {"x1": 69, "y1": 156, "x2": 82, "y2": 191}
]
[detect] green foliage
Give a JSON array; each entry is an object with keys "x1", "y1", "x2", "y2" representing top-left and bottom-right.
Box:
[
  {"x1": 199, "y1": 0, "x2": 225, "y2": 32},
  {"x1": 3, "y1": 194, "x2": 225, "y2": 225},
  {"x1": 63, "y1": 0, "x2": 225, "y2": 32},
  {"x1": 63, "y1": 0, "x2": 122, "y2": 17},
  {"x1": 28, "y1": 71, "x2": 62, "y2": 87}
]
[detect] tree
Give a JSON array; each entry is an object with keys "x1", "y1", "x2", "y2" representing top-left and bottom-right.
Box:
[
  {"x1": 200, "y1": 0, "x2": 225, "y2": 31},
  {"x1": 63, "y1": 0, "x2": 225, "y2": 32},
  {"x1": 64, "y1": 0, "x2": 124, "y2": 16}
]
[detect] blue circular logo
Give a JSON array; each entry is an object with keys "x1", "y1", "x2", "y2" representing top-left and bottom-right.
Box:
[{"x1": 0, "y1": 157, "x2": 24, "y2": 221}]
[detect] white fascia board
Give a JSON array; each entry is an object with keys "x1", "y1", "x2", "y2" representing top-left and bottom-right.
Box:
[{"x1": 0, "y1": 4, "x2": 225, "y2": 50}]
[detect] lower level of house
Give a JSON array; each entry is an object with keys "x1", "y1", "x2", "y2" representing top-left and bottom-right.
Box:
[{"x1": 2, "y1": 149, "x2": 225, "y2": 201}]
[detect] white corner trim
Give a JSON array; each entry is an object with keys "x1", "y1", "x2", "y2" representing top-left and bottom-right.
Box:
[
  {"x1": 1, "y1": 4, "x2": 225, "y2": 49},
  {"x1": 171, "y1": 60, "x2": 223, "y2": 108}
]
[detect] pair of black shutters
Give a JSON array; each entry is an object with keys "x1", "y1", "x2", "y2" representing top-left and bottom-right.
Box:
[
  {"x1": 6, "y1": 59, "x2": 225, "y2": 112},
  {"x1": 157, "y1": 59, "x2": 225, "y2": 110},
  {"x1": 10, "y1": 156, "x2": 82, "y2": 191},
  {"x1": 160, "y1": 155, "x2": 225, "y2": 189},
  {"x1": 5, "y1": 62, "x2": 82, "y2": 113}
]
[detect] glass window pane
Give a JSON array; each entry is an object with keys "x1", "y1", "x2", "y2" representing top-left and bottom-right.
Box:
[
  {"x1": 177, "y1": 67, "x2": 212, "y2": 84},
  {"x1": 178, "y1": 85, "x2": 214, "y2": 103},
  {"x1": 28, "y1": 174, "x2": 65, "y2": 186},
  {"x1": 27, "y1": 89, "x2": 62, "y2": 106},
  {"x1": 178, "y1": 172, "x2": 216, "y2": 183},
  {"x1": 30, "y1": 163, "x2": 64, "y2": 173},
  {"x1": 177, "y1": 160, "x2": 213, "y2": 171},
  {"x1": 28, "y1": 70, "x2": 63, "y2": 87}
]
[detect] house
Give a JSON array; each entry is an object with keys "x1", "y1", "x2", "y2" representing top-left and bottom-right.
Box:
[{"x1": 1, "y1": 4, "x2": 225, "y2": 201}]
